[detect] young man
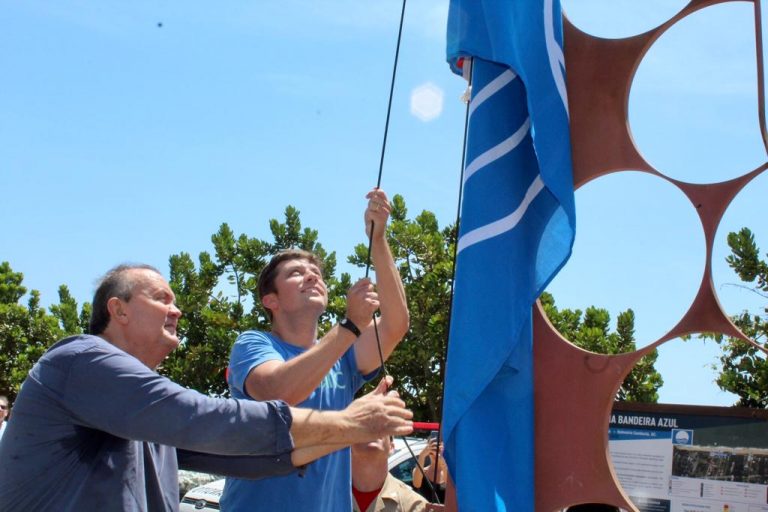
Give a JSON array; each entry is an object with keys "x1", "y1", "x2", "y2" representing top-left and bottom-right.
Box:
[
  {"x1": 352, "y1": 435, "x2": 428, "y2": 512},
  {"x1": 0, "y1": 264, "x2": 412, "y2": 511},
  {"x1": 223, "y1": 189, "x2": 410, "y2": 511}
]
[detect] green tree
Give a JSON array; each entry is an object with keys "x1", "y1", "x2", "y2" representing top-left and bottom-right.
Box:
[
  {"x1": 49, "y1": 285, "x2": 89, "y2": 334},
  {"x1": 540, "y1": 291, "x2": 663, "y2": 403},
  {"x1": 705, "y1": 227, "x2": 768, "y2": 408},
  {"x1": 0, "y1": 261, "x2": 26, "y2": 304},
  {"x1": 0, "y1": 262, "x2": 87, "y2": 401},
  {"x1": 162, "y1": 207, "x2": 348, "y2": 396}
]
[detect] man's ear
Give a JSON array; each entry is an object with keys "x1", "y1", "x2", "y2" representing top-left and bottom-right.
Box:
[
  {"x1": 106, "y1": 297, "x2": 129, "y2": 325},
  {"x1": 262, "y1": 293, "x2": 278, "y2": 313}
]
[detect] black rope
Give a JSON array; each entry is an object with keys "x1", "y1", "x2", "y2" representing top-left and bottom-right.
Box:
[
  {"x1": 376, "y1": 0, "x2": 408, "y2": 190},
  {"x1": 402, "y1": 436, "x2": 442, "y2": 505},
  {"x1": 364, "y1": 0, "x2": 407, "y2": 278},
  {"x1": 363, "y1": 0, "x2": 408, "y2": 379}
]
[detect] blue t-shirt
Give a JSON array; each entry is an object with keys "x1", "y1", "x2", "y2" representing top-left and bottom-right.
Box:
[
  {"x1": 0, "y1": 335, "x2": 296, "y2": 512},
  {"x1": 222, "y1": 330, "x2": 374, "y2": 512}
]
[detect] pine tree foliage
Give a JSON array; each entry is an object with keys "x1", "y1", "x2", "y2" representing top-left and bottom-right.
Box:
[
  {"x1": 0, "y1": 263, "x2": 86, "y2": 401},
  {"x1": 539, "y1": 291, "x2": 663, "y2": 403}
]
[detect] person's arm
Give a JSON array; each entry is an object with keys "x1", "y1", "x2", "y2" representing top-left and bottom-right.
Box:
[
  {"x1": 64, "y1": 342, "x2": 411, "y2": 467},
  {"x1": 355, "y1": 189, "x2": 410, "y2": 374},
  {"x1": 413, "y1": 462, "x2": 433, "y2": 490},
  {"x1": 177, "y1": 442, "x2": 353, "y2": 478},
  {"x1": 178, "y1": 375, "x2": 411, "y2": 479},
  {"x1": 242, "y1": 309, "x2": 373, "y2": 405},
  {"x1": 285, "y1": 375, "x2": 411, "y2": 466},
  {"x1": 177, "y1": 449, "x2": 296, "y2": 479},
  {"x1": 435, "y1": 455, "x2": 448, "y2": 483},
  {"x1": 64, "y1": 344, "x2": 295, "y2": 457},
  {"x1": 412, "y1": 439, "x2": 437, "y2": 489},
  {"x1": 288, "y1": 376, "x2": 411, "y2": 448}
]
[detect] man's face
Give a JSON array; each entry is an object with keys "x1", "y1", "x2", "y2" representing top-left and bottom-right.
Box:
[
  {"x1": 120, "y1": 269, "x2": 182, "y2": 365},
  {"x1": 0, "y1": 400, "x2": 7, "y2": 422},
  {"x1": 266, "y1": 258, "x2": 328, "y2": 317}
]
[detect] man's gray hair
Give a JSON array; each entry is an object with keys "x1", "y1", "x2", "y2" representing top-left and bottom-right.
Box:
[{"x1": 88, "y1": 264, "x2": 161, "y2": 335}]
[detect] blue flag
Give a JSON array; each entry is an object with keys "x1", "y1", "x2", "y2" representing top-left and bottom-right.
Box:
[{"x1": 443, "y1": 1, "x2": 576, "y2": 510}]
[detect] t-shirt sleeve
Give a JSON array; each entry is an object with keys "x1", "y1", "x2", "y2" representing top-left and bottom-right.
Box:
[
  {"x1": 345, "y1": 343, "x2": 380, "y2": 393},
  {"x1": 59, "y1": 343, "x2": 294, "y2": 457},
  {"x1": 228, "y1": 330, "x2": 286, "y2": 399}
]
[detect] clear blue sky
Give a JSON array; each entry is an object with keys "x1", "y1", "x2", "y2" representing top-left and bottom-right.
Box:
[{"x1": 1, "y1": 0, "x2": 765, "y2": 407}]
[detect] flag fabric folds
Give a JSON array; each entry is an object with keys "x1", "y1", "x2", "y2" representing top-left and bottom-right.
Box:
[{"x1": 443, "y1": 1, "x2": 576, "y2": 510}]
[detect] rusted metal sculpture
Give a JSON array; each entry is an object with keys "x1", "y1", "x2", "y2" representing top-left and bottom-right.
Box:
[{"x1": 534, "y1": 1, "x2": 768, "y2": 510}]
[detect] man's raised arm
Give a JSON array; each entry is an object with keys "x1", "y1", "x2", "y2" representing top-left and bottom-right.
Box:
[
  {"x1": 355, "y1": 188, "x2": 410, "y2": 374},
  {"x1": 240, "y1": 282, "x2": 378, "y2": 405}
]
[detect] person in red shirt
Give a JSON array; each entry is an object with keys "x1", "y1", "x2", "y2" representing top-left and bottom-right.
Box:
[{"x1": 352, "y1": 435, "x2": 428, "y2": 512}]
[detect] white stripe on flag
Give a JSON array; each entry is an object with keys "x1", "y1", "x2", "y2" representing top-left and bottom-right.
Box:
[
  {"x1": 544, "y1": 0, "x2": 569, "y2": 118},
  {"x1": 463, "y1": 117, "x2": 531, "y2": 183},
  {"x1": 468, "y1": 69, "x2": 517, "y2": 118},
  {"x1": 457, "y1": 174, "x2": 545, "y2": 254}
]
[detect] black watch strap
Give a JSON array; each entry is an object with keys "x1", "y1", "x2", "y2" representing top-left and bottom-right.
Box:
[{"x1": 339, "y1": 317, "x2": 361, "y2": 337}]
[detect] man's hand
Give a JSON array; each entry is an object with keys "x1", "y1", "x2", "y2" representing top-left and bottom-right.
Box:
[
  {"x1": 342, "y1": 376, "x2": 412, "y2": 443},
  {"x1": 419, "y1": 438, "x2": 439, "y2": 463},
  {"x1": 287, "y1": 376, "x2": 411, "y2": 464},
  {"x1": 365, "y1": 188, "x2": 391, "y2": 240},
  {"x1": 346, "y1": 278, "x2": 379, "y2": 329}
]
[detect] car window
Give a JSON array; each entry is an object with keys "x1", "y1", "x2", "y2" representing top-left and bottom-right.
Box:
[{"x1": 389, "y1": 457, "x2": 417, "y2": 486}]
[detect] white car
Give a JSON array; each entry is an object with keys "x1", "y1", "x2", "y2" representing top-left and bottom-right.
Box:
[
  {"x1": 180, "y1": 478, "x2": 225, "y2": 511},
  {"x1": 179, "y1": 438, "x2": 428, "y2": 511},
  {"x1": 389, "y1": 437, "x2": 428, "y2": 487}
]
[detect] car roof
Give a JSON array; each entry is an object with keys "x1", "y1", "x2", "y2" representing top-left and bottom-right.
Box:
[{"x1": 389, "y1": 438, "x2": 427, "y2": 469}]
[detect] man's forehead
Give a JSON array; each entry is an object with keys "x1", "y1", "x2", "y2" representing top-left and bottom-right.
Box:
[
  {"x1": 278, "y1": 258, "x2": 320, "y2": 272},
  {"x1": 129, "y1": 269, "x2": 171, "y2": 291}
]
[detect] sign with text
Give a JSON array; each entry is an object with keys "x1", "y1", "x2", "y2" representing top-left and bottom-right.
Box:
[{"x1": 608, "y1": 403, "x2": 768, "y2": 512}]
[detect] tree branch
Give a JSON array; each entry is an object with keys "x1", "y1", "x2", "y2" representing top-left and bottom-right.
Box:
[{"x1": 719, "y1": 282, "x2": 768, "y2": 300}]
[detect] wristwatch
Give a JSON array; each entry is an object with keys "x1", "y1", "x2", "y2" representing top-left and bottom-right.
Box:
[{"x1": 339, "y1": 317, "x2": 361, "y2": 337}]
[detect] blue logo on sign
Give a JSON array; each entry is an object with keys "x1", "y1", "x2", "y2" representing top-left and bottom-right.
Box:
[{"x1": 672, "y1": 429, "x2": 694, "y2": 445}]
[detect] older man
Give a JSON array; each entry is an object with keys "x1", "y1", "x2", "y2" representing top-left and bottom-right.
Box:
[{"x1": 0, "y1": 264, "x2": 412, "y2": 511}]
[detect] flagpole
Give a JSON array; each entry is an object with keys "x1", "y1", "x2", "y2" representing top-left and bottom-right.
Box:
[{"x1": 434, "y1": 57, "x2": 473, "y2": 509}]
